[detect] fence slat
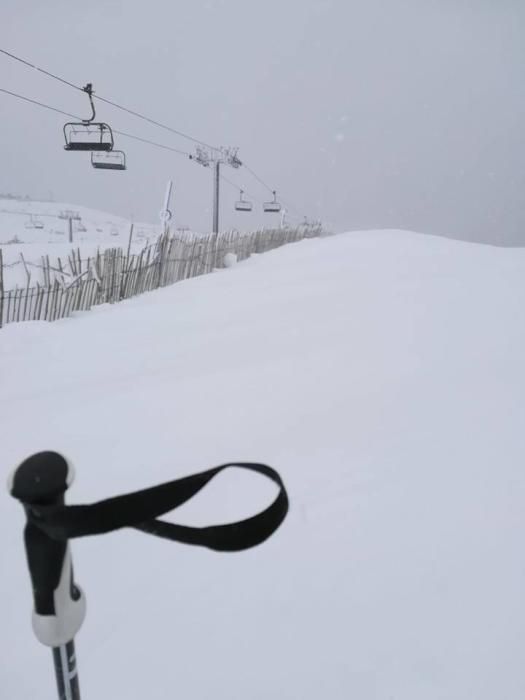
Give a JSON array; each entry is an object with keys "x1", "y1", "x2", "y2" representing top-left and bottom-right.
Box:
[{"x1": 1, "y1": 226, "x2": 318, "y2": 327}]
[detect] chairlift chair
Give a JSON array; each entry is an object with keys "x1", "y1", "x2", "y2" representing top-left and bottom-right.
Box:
[
  {"x1": 91, "y1": 150, "x2": 126, "y2": 170},
  {"x1": 235, "y1": 190, "x2": 253, "y2": 212},
  {"x1": 63, "y1": 83, "x2": 114, "y2": 152},
  {"x1": 64, "y1": 123, "x2": 113, "y2": 151},
  {"x1": 263, "y1": 190, "x2": 282, "y2": 213},
  {"x1": 24, "y1": 214, "x2": 44, "y2": 230}
]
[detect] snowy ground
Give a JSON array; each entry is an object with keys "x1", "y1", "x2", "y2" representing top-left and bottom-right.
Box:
[
  {"x1": 0, "y1": 198, "x2": 161, "y2": 288},
  {"x1": 1, "y1": 230, "x2": 524, "y2": 699}
]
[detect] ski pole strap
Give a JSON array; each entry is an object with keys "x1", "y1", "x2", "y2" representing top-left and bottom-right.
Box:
[{"x1": 20, "y1": 459, "x2": 289, "y2": 552}]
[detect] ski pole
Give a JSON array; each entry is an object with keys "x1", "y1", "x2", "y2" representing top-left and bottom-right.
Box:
[
  {"x1": 9, "y1": 452, "x2": 86, "y2": 700},
  {"x1": 9, "y1": 451, "x2": 289, "y2": 698}
]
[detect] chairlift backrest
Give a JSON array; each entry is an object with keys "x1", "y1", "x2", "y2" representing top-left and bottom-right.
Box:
[
  {"x1": 91, "y1": 150, "x2": 126, "y2": 170},
  {"x1": 64, "y1": 122, "x2": 114, "y2": 151}
]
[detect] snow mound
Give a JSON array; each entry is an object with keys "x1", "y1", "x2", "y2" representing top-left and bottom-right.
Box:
[{"x1": 2, "y1": 230, "x2": 524, "y2": 699}]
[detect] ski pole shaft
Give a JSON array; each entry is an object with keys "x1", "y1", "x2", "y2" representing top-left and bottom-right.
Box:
[
  {"x1": 8, "y1": 452, "x2": 86, "y2": 700},
  {"x1": 53, "y1": 640, "x2": 81, "y2": 700}
]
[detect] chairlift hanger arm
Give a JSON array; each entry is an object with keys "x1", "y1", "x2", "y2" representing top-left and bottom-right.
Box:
[
  {"x1": 0, "y1": 47, "x2": 216, "y2": 149},
  {"x1": 1, "y1": 87, "x2": 192, "y2": 158},
  {"x1": 82, "y1": 83, "x2": 96, "y2": 124},
  {"x1": 1, "y1": 48, "x2": 310, "y2": 218}
]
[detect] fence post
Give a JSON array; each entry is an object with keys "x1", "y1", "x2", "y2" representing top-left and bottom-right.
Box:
[
  {"x1": 126, "y1": 223, "x2": 134, "y2": 259},
  {"x1": 213, "y1": 160, "x2": 220, "y2": 234}
]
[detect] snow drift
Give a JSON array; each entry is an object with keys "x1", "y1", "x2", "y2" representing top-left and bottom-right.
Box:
[{"x1": 1, "y1": 230, "x2": 524, "y2": 699}]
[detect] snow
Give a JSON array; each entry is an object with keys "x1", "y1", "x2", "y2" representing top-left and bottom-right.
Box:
[
  {"x1": 0, "y1": 198, "x2": 161, "y2": 288},
  {"x1": 1, "y1": 230, "x2": 525, "y2": 699}
]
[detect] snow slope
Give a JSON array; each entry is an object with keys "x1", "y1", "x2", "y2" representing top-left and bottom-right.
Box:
[
  {"x1": 1, "y1": 231, "x2": 524, "y2": 699},
  {"x1": 0, "y1": 198, "x2": 160, "y2": 287}
]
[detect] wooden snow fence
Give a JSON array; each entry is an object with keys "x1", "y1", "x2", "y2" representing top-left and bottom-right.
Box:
[{"x1": 0, "y1": 225, "x2": 321, "y2": 327}]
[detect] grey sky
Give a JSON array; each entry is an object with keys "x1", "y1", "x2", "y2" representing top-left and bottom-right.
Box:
[{"x1": 2, "y1": 0, "x2": 524, "y2": 244}]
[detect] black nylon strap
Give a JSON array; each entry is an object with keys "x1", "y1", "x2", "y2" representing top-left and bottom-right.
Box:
[{"x1": 26, "y1": 462, "x2": 288, "y2": 552}]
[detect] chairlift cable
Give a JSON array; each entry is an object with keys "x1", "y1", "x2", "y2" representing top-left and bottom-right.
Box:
[
  {"x1": 0, "y1": 49, "x2": 82, "y2": 93},
  {"x1": 219, "y1": 173, "x2": 260, "y2": 204},
  {"x1": 112, "y1": 130, "x2": 190, "y2": 157},
  {"x1": 0, "y1": 87, "x2": 191, "y2": 157},
  {"x1": 0, "y1": 87, "x2": 77, "y2": 119},
  {"x1": 242, "y1": 163, "x2": 303, "y2": 217},
  {"x1": 242, "y1": 162, "x2": 303, "y2": 217},
  {"x1": 1, "y1": 46, "x2": 314, "y2": 220},
  {"x1": 0, "y1": 47, "x2": 216, "y2": 151},
  {"x1": 93, "y1": 94, "x2": 217, "y2": 151},
  {"x1": 241, "y1": 163, "x2": 275, "y2": 195}
]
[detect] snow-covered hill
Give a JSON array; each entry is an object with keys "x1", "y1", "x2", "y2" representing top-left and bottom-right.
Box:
[
  {"x1": 0, "y1": 198, "x2": 161, "y2": 287},
  {"x1": 2, "y1": 231, "x2": 524, "y2": 699}
]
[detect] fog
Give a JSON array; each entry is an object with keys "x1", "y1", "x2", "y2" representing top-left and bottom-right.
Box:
[{"x1": 2, "y1": 0, "x2": 524, "y2": 244}]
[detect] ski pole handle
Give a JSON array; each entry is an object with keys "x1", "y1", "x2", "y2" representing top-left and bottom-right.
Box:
[{"x1": 8, "y1": 451, "x2": 86, "y2": 647}]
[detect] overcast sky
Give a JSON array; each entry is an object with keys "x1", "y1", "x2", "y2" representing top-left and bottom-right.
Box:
[{"x1": 2, "y1": 0, "x2": 524, "y2": 244}]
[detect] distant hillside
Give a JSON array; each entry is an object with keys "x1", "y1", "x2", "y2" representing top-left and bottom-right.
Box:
[
  {"x1": 0, "y1": 199, "x2": 164, "y2": 288},
  {"x1": 0, "y1": 198, "x2": 159, "y2": 247}
]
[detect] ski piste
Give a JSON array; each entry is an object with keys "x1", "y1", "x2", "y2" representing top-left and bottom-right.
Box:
[{"x1": 9, "y1": 451, "x2": 288, "y2": 700}]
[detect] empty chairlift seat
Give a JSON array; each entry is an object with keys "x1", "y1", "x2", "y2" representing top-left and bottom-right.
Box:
[
  {"x1": 235, "y1": 190, "x2": 253, "y2": 212},
  {"x1": 263, "y1": 190, "x2": 282, "y2": 213},
  {"x1": 91, "y1": 150, "x2": 126, "y2": 170},
  {"x1": 24, "y1": 215, "x2": 44, "y2": 230},
  {"x1": 64, "y1": 122, "x2": 114, "y2": 151}
]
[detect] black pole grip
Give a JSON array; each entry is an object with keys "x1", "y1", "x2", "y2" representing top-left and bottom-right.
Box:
[{"x1": 9, "y1": 451, "x2": 86, "y2": 647}]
